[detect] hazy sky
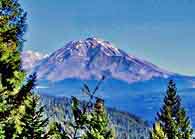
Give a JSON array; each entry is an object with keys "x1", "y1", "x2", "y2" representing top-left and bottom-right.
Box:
[{"x1": 21, "y1": 0, "x2": 195, "y2": 76}]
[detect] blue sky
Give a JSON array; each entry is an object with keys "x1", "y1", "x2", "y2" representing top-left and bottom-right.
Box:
[{"x1": 21, "y1": 0, "x2": 195, "y2": 76}]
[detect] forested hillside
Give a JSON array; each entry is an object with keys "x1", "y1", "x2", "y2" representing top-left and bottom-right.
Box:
[{"x1": 41, "y1": 95, "x2": 150, "y2": 139}]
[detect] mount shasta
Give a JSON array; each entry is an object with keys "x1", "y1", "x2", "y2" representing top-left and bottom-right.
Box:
[{"x1": 22, "y1": 37, "x2": 195, "y2": 127}]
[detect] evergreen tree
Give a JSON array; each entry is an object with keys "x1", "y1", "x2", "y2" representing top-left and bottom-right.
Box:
[
  {"x1": 82, "y1": 98, "x2": 115, "y2": 139},
  {"x1": 150, "y1": 121, "x2": 167, "y2": 139},
  {"x1": 151, "y1": 80, "x2": 193, "y2": 139},
  {"x1": 177, "y1": 108, "x2": 193, "y2": 139},
  {"x1": 70, "y1": 78, "x2": 115, "y2": 139},
  {"x1": 0, "y1": 0, "x2": 27, "y2": 125},
  {"x1": 47, "y1": 121, "x2": 70, "y2": 139},
  {"x1": 0, "y1": 0, "x2": 26, "y2": 50},
  {"x1": 48, "y1": 77, "x2": 115, "y2": 139},
  {"x1": 0, "y1": 0, "x2": 48, "y2": 138},
  {"x1": 17, "y1": 74, "x2": 49, "y2": 139}
]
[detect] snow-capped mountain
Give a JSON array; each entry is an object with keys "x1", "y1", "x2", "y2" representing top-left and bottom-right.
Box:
[
  {"x1": 21, "y1": 50, "x2": 48, "y2": 72},
  {"x1": 21, "y1": 38, "x2": 195, "y2": 128},
  {"x1": 33, "y1": 37, "x2": 173, "y2": 83}
]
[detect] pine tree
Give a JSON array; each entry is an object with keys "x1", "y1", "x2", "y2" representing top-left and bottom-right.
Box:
[
  {"x1": 47, "y1": 121, "x2": 70, "y2": 139},
  {"x1": 16, "y1": 74, "x2": 49, "y2": 139},
  {"x1": 150, "y1": 121, "x2": 167, "y2": 139},
  {"x1": 177, "y1": 108, "x2": 193, "y2": 139},
  {"x1": 151, "y1": 80, "x2": 193, "y2": 139},
  {"x1": 19, "y1": 94, "x2": 48, "y2": 139},
  {"x1": 0, "y1": 0, "x2": 26, "y2": 50},
  {"x1": 0, "y1": 0, "x2": 48, "y2": 138},
  {"x1": 70, "y1": 78, "x2": 115, "y2": 139},
  {"x1": 48, "y1": 77, "x2": 114, "y2": 139},
  {"x1": 82, "y1": 98, "x2": 115, "y2": 139},
  {"x1": 0, "y1": 0, "x2": 27, "y2": 124}
]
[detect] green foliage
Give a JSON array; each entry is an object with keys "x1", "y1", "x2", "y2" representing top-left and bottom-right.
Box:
[
  {"x1": 151, "y1": 80, "x2": 193, "y2": 139},
  {"x1": 46, "y1": 78, "x2": 115, "y2": 139},
  {"x1": 0, "y1": 0, "x2": 27, "y2": 51},
  {"x1": 150, "y1": 121, "x2": 166, "y2": 139},
  {"x1": 16, "y1": 74, "x2": 49, "y2": 139},
  {"x1": 0, "y1": 0, "x2": 28, "y2": 138},
  {"x1": 177, "y1": 108, "x2": 193, "y2": 139},
  {"x1": 47, "y1": 122, "x2": 70, "y2": 139},
  {"x1": 0, "y1": 1, "x2": 49, "y2": 138},
  {"x1": 70, "y1": 78, "x2": 115, "y2": 139},
  {"x1": 82, "y1": 108, "x2": 115, "y2": 139}
]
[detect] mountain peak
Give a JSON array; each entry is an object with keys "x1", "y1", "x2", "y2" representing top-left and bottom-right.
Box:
[
  {"x1": 30, "y1": 38, "x2": 173, "y2": 83},
  {"x1": 62, "y1": 37, "x2": 121, "y2": 57},
  {"x1": 85, "y1": 37, "x2": 113, "y2": 46}
]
